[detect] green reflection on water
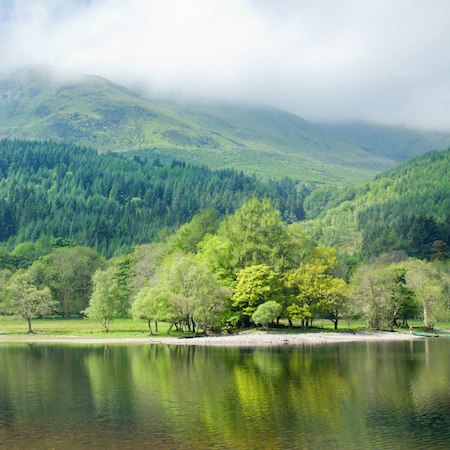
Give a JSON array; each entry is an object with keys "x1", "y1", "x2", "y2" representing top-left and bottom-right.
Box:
[{"x1": 0, "y1": 341, "x2": 449, "y2": 449}]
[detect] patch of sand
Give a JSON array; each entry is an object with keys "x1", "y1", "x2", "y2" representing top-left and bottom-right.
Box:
[{"x1": 0, "y1": 331, "x2": 420, "y2": 346}]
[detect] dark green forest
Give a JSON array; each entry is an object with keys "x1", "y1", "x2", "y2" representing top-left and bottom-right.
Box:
[
  {"x1": 0, "y1": 139, "x2": 448, "y2": 262},
  {"x1": 0, "y1": 139, "x2": 307, "y2": 256}
]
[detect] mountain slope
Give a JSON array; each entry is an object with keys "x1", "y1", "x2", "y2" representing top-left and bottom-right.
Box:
[
  {"x1": 1, "y1": 67, "x2": 450, "y2": 183},
  {"x1": 303, "y1": 149, "x2": 450, "y2": 257},
  {"x1": 317, "y1": 121, "x2": 450, "y2": 162},
  {"x1": 0, "y1": 139, "x2": 306, "y2": 256}
]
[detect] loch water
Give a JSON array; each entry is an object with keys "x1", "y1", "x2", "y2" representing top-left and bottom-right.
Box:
[{"x1": 0, "y1": 340, "x2": 449, "y2": 449}]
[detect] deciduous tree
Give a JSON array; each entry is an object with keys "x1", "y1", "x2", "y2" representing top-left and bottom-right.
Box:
[
  {"x1": 5, "y1": 271, "x2": 56, "y2": 333},
  {"x1": 252, "y1": 301, "x2": 282, "y2": 331},
  {"x1": 132, "y1": 285, "x2": 171, "y2": 335},
  {"x1": 84, "y1": 266, "x2": 127, "y2": 332},
  {"x1": 232, "y1": 264, "x2": 281, "y2": 318}
]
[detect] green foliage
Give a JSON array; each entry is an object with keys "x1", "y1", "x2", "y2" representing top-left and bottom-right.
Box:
[
  {"x1": 349, "y1": 256, "x2": 448, "y2": 330},
  {"x1": 4, "y1": 270, "x2": 56, "y2": 332},
  {"x1": 131, "y1": 285, "x2": 171, "y2": 334},
  {"x1": 199, "y1": 198, "x2": 292, "y2": 282},
  {"x1": 252, "y1": 301, "x2": 282, "y2": 330},
  {"x1": 285, "y1": 254, "x2": 347, "y2": 328},
  {"x1": 35, "y1": 246, "x2": 104, "y2": 317},
  {"x1": 11, "y1": 241, "x2": 51, "y2": 269},
  {"x1": 382, "y1": 267, "x2": 416, "y2": 331},
  {"x1": 402, "y1": 259, "x2": 450, "y2": 329},
  {"x1": 84, "y1": 266, "x2": 128, "y2": 331},
  {"x1": 0, "y1": 238, "x2": 76, "y2": 270},
  {"x1": 147, "y1": 254, "x2": 230, "y2": 333},
  {"x1": 172, "y1": 209, "x2": 220, "y2": 253},
  {"x1": 304, "y1": 149, "x2": 450, "y2": 258},
  {"x1": 0, "y1": 139, "x2": 307, "y2": 256},
  {"x1": 128, "y1": 243, "x2": 171, "y2": 298},
  {"x1": 232, "y1": 265, "x2": 281, "y2": 317},
  {"x1": 193, "y1": 198, "x2": 351, "y2": 327},
  {"x1": 431, "y1": 240, "x2": 449, "y2": 261}
]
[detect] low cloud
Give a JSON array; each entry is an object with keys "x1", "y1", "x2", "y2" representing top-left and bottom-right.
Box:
[{"x1": 1, "y1": 0, "x2": 450, "y2": 129}]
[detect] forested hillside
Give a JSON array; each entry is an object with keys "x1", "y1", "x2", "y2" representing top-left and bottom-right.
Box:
[
  {"x1": 2, "y1": 67, "x2": 450, "y2": 183},
  {"x1": 0, "y1": 139, "x2": 306, "y2": 256},
  {"x1": 303, "y1": 149, "x2": 450, "y2": 258}
]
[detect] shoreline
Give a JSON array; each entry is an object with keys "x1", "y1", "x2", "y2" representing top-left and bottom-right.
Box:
[{"x1": 0, "y1": 331, "x2": 422, "y2": 346}]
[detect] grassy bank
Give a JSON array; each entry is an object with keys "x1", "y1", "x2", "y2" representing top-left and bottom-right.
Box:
[
  {"x1": 1, "y1": 316, "x2": 449, "y2": 342},
  {"x1": 0, "y1": 317, "x2": 182, "y2": 340}
]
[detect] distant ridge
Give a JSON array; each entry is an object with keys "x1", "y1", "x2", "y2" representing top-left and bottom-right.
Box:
[{"x1": 1, "y1": 66, "x2": 450, "y2": 183}]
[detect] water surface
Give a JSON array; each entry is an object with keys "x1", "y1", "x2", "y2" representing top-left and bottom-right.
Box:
[{"x1": 0, "y1": 340, "x2": 449, "y2": 449}]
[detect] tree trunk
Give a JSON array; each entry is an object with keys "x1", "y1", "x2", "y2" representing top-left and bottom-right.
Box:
[
  {"x1": 334, "y1": 319, "x2": 338, "y2": 330},
  {"x1": 155, "y1": 321, "x2": 158, "y2": 333},
  {"x1": 423, "y1": 304, "x2": 433, "y2": 330},
  {"x1": 301, "y1": 319, "x2": 305, "y2": 329},
  {"x1": 187, "y1": 316, "x2": 192, "y2": 332},
  {"x1": 288, "y1": 318, "x2": 293, "y2": 329},
  {"x1": 265, "y1": 323, "x2": 269, "y2": 332},
  {"x1": 147, "y1": 320, "x2": 153, "y2": 336},
  {"x1": 167, "y1": 322, "x2": 174, "y2": 335},
  {"x1": 27, "y1": 317, "x2": 33, "y2": 334}
]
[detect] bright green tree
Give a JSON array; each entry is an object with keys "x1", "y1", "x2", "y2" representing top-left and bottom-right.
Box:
[
  {"x1": 383, "y1": 267, "x2": 416, "y2": 331},
  {"x1": 252, "y1": 301, "x2": 282, "y2": 331},
  {"x1": 232, "y1": 264, "x2": 282, "y2": 318},
  {"x1": 403, "y1": 259, "x2": 450, "y2": 329},
  {"x1": 172, "y1": 209, "x2": 219, "y2": 253},
  {"x1": 11, "y1": 241, "x2": 51, "y2": 269},
  {"x1": 128, "y1": 243, "x2": 171, "y2": 297},
  {"x1": 84, "y1": 267, "x2": 127, "y2": 332},
  {"x1": 285, "y1": 246, "x2": 346, "y2": 329},
  {"x1": 199, "y1": 198, "x2": 289, "y2": 282},
  {"x1": 350, "y1": 258, "x2": 419, "y2": 330},
  {"x1": 160, "y1": 255, "x2": 230, "y2": 333},
  {"x1": 37, "y1": 246, "x2": 104, "y2": 317},
  {"x1": 132, "y1": 286, "x2": 171, "y2": 335},
  {"x1": 4, "y1": 271, "x2": 56, "y2": 333},
  {"x1": 350, "y1": 262, "x2": 386, "y2": 329}
]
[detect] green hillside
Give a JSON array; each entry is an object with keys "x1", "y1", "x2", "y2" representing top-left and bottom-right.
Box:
[
  {"x1": 2, "y1": 67, "x2": 450, "y2": 184},
  {"x1": 303, "y1": 149, "x2": 450, "y2": 257},
  {"x1": 0, "y1": 139, "x2": 306, "y2": 256},
  {"x1": 315, "y1": 121, "x2": 450, "y2": 162}
]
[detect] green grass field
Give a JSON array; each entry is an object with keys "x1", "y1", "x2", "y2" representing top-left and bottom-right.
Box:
[
  {"x1": 0, "y1": 317, "x2": 184, "y2": 340},
  {"x1": 0, "y1": 316, "x2": 448, "y2": 341}
]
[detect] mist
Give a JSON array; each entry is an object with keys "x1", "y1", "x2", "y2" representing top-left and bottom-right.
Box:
[{"x1": 1, "y1": 0, "x2": 450, "y2": 129}]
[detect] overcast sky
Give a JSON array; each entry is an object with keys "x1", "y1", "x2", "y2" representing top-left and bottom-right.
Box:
[{"x1": 1, "y1": 0, "x2": 450, "y2": 129}]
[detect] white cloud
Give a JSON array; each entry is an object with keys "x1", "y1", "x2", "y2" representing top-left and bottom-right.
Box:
[{"x1": 1, "y1": 0, "x2": 450, "y2": 129}]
